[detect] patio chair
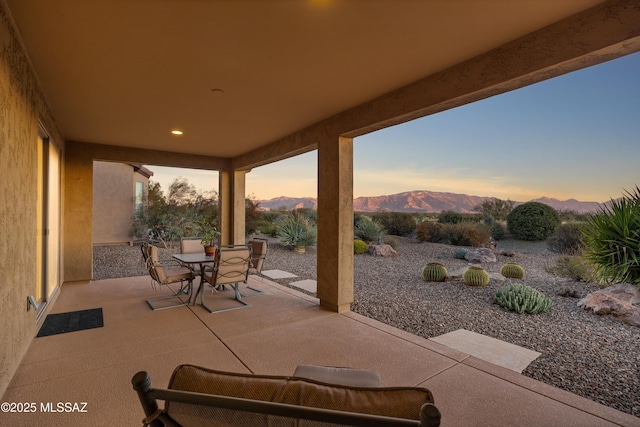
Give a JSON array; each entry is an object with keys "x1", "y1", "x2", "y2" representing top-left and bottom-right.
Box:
[
  {"x1": 132, "y1": 364, "x2": 441, "y2": 427},
  {"x1": 142, "y1": 242, "x2": 195, "y2": 310},
  {"x1": 199, "y1": 245, "x2": 252, "y2": 313},
  {"x1": 179, "y1": 237, "x2": 213, "y2": 273},
  {"x1": 246, "y1": 238, "x2": 268, "y2": 293}
]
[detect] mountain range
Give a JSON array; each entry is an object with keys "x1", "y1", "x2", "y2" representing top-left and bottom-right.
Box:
[{"x1": 257, "y1": 190, "x2": 609, "y2": 214}]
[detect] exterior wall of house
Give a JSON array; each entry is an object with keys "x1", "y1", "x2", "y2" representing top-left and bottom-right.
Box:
[
  {"x1": 92, "y1": 161, "x2": 149, "y2": 245},
  {"x1": 0, "y1": 3, "x2": 65, "y2": 397}
]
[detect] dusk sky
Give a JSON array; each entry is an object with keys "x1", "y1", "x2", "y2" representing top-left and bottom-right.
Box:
[{"x1": 148, "y1": 51, "x2": 640, "y2": 204}]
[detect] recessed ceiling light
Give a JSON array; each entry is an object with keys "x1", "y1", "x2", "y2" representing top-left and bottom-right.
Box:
[{"x1": 171, "y1": 130, "x2": 183, "y2": 135}]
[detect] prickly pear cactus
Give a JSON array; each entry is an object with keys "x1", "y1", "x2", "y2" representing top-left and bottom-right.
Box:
[
  {"x1": 463, "y1": 266, "x2": 490, "y2": 286},
  {"x1": 421, "y1": 262, "x2": 448, "y2": 282},
  {"x1": 500, "y1": 263, "x2": 525, "y2": 279}
]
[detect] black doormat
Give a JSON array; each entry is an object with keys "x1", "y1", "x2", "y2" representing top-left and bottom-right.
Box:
[{"x1": 37, "y1": 308, "x2": 104, "y2": 337}]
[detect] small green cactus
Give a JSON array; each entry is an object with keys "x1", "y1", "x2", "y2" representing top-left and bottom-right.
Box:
[
  {"x1": 353, "y1": 239, "x2": 367, "y2": 254},
  {"x1": 500, "y1": 263, "x2": 525, "y2": 279},
  {"x1": 495, "y1": 283, "x2": 554, "y2": 314},
  {"x1": 463, "y1": 266, "x2": 490, "y2": 286},
  {"x1": 454, "y1": 247, "x2": 469, "y2": 259},
  {"x1": 421, "y1": 262, "x2": 448, "y2": 282}
]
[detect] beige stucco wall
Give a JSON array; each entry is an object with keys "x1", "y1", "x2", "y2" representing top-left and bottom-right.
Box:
[
  {"x1": 0, "y1": 3, "x2": 65, "y2": 397},
  {"x1": 92, "y1": 161, "x2": 146, "y2": 245}
]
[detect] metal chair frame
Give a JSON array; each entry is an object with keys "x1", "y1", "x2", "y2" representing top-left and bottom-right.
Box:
[{"x1": 199, "y1": 245, "x2": 253, "y2": 313}]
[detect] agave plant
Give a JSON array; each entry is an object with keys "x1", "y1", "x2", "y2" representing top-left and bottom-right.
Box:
[
  {"x1": 276, "y1": 211, "x2": 317, "y2": 252},
  {"x1": 582, "y1": 186, "x2": 640, "y2": 285},
  {"x1": 354, "y1": 216, "x2": 385, "y2": 243}
]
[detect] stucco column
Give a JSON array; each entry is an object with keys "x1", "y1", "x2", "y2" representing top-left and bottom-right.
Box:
[
  {"x1": 218, "y1": 169, "x2": 246, "y2": 245},
  {"x1": 63, "y1": 145, "x2": 93, "y2": 281},
  {"x1": 317, "y1": 135, "x2": 353, "y2": 313}
]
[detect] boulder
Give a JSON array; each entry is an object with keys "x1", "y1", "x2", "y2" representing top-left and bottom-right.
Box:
[
  {"x1": 578, "y1": 283, "x2": 640, "y2": 327},
  {"x1": 464, "y1": 248, "x2": 497, "y2": 263},
  {"x1": 367, "y1": 244, "x2": 398, "y2": 257}
]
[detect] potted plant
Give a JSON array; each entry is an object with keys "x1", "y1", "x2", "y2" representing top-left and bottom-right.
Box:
[{"x1": 198, "y1": 219, "x2": 220, "y2": 256}]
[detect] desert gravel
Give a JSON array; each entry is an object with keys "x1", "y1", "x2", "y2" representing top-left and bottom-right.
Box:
[{"x1": 94, "y1": 237, "x2": 639, "y2": 418}]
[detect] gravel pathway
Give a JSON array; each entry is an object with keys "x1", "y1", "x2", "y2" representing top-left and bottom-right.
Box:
[{"x1": 94, "y1": 238, "x2": 639, "y2": 418}]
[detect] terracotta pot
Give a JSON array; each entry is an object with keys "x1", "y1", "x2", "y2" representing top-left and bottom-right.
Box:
[{"x1": 204, "y1": 245, "x2": 216, "y2": 256}]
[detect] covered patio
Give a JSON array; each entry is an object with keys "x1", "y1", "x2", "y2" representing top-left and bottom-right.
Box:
[
  {"x1": 1, "y1": 274, "x2": 637, "y2": 426},
  {"x1": 2, "y1": 1, "x2": 640, "y2": 425}
]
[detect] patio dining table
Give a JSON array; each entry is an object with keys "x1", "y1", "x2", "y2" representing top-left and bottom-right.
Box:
[{"x1": 172, "y1": 252, "x2": 215, "y2": 305}]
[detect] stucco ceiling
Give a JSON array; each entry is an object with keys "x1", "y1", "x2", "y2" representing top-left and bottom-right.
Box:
[{"x1": 5, "y1": 0, "x2": 605, "y2": 159}]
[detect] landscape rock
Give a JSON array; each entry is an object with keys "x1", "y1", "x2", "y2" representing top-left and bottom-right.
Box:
[
  {"x1": 367, "y1": 244, "x2": 398, "y2": 257},
  {"x1": 464, "y1": 248, "x2": 497, "y2": 263},
  {"x1": 578, "y1": 283, "x2": 640, "y2": 327}
]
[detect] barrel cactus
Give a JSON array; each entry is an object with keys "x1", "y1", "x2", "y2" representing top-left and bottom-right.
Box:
[
  {"x1": 463, "y1": 266, "x2": 490, "y2": 286},
  {"x1": 500, "y1": 263, "x2": 525, "y2": 279},
  {"x1": 454, "y1": 247, "x2": 469, "y2": 259},
  {"x1": 494, "y1": 283, "x2": 554, "y2": 314},
  {"x1": 421, "y1": 262, "x2": 448, "y2": 282},
  {"x1": 353, "y1": 239, "x2": 367, "y2": 254}
]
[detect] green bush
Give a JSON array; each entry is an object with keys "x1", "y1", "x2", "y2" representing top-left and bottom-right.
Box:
[
  {"x1": 495, "y1": 283, "x2": 553, "y2": 314},
  {"x1": 463, "y1": 266, "x2": 490, "y2": 286},
  {"x1": 547, "y1": 256, "x2": 596, "y2": 282},
  {"x1": 582, "y1": 187, "x2": 640, "y2": 286},
  {"x1": 372, "y1": 212, "x2": 417, "y2": 237},
  {"x1": 438, "y1": 210, "x2": 463, "y2": 224},
  {"x1": 416, "y1": 221, "x2": 444, "y2": 243},
  {"x1": 547, "y1": 222, "x2": 586, "y2": 255},
  {"x1": 422, "y1": 262, "x2": 448, "y2": 282},
  {"x1": 507, "y1": 202, "x2": 560, "y2": 241},
  {"x1": 276, "y1": 211, "x2": 317, "y2": 249},
  {"x1": 353, "y1": 239, "x2": 368, "y2": 254},
  {"x1": 491, "y1": 222, "x2": 506, "y2": 240},
  {"x1": 354, "y1": 216, "x2": 385, "y2": 243}
]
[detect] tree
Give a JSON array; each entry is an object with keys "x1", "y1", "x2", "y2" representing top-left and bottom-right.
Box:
[{"x1": 473, "y1": 198, "x2": 515, "y2": 221}]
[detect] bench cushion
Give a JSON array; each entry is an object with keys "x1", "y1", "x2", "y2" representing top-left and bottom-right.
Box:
[{"x1": 166, "y1": 364, "x2": 434, "y2": 426}]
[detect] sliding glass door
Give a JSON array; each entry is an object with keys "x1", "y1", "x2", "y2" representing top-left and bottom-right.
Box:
[{"x1": 36, "y1": 128, "x2": 61, "y2": 317}]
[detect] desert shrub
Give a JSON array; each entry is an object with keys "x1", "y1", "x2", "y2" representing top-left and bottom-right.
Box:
[
  {"x1": 490, "y1": 222, "x2": 506, "y2": 240},
  {"x1": 276, "y1": 211, "x2": 317, "y2": 249},
  {"x1": 546, "y1": 255, "x2": 596, "y2": 282},
  {"x1": 372, "y1": 212, "x2": 417, "y2": 237},
  {"x1": 494, "y1": 283, "x2": 553, "y2": 314},
  {"x1": 353, "y1": 239, "x2": 367, "y2": 254},
  {"x1": 443, "y1": 222, "x2": 490, "y2": 247},
  {"x1": 253, "y1": 219, "x2": 278, "y2": 236},
  {"x1": 463, "y1": 266, "x2": 490, "y2": 286},
  {"x1": 422, "y1": 262, "x2": 448, "y2": 282},
  {"x1": 473, "y1": 198, "x2": 515, "y2": 221},
  {"x1": 547, "y1": 222, "x2": 586, "y2": 255},
  {"x1": 354, "y1": 216, "x2": 385, "y2": 243},
  {"x1": 416, "y1": 221, "x2": 444, "y2": 243},
  {"x1": 382, "y1": 235, "x2": 398, "y2": 249},
  {"x1": 438, "y1": 210, "x2": 463, "y2": 224},
  {"x1": 582, "y1": 187, "x2": 640, "y2": 285},
  {"x1": 453, "y1": 247, "x2": 469, "y2": 259},
  {"x1": 500, "y1": 263, "x2": 525, "y2": 279},
  {"x1": 507, "y1": 202, "x2": 560, "y2": 241}
]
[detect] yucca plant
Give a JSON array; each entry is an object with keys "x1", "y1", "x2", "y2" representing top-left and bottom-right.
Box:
[
  {"x1": 276, "y1": 211, "x2": 317, "y2": 252},
  {"x1": 495, "y1": 283, "x2": 554, "y2": 314},
  {"x1": 354, "y1": 216, "x2": 385, "y2": 243},
  {"x1": 581, "y1": 186, "x2": 640, "y2": 286}
]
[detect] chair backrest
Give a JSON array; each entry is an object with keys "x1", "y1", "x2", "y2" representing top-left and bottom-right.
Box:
[
  {"x1": 213, "y1": 246, "x2": 252, "y2": 286},
  {"x1": 144, "y1": 243, "x2": 169, "y2": 283},
  {"x1": 181, "y1": 238, "x2": 204, "y2": 254},
  {"x1": 248, "y1": 239, "x2": 268, "y2": 272}
]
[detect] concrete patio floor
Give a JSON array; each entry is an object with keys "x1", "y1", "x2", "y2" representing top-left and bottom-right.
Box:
[{"x1": 1, "y1": 275, "x2": 638, "y2": 427}]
